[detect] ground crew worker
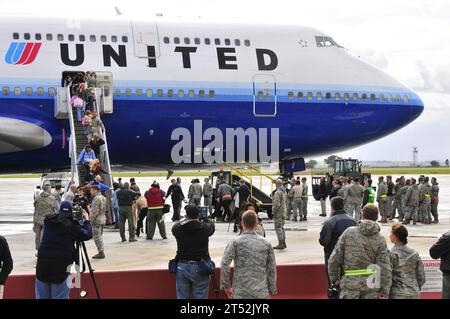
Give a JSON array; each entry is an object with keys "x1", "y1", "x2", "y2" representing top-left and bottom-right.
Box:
[
  {"x1": 403, "y1": 178, "x2": 420, "y2": 225},
  {"x1": 301, "y1": 177, "x2": 308, "y2": 221},
  {"x1": 386, "y1": 176, "x2": 395, "y2": 219},
  {"x1": 391, "y1": 177, "x2": 405, "y2": 221},
  {"x1": 318, "y1": 177, "x2": 328, "y2": 217},
  {"x1": 220, "y1": 210, "x2": 277, "y2": 299},
  {"x1": 343, "y1": 178, "x2": 352, "y2": 215},
  {"x1": 290, "y1": 180, "x2": 303, "y2": 222},
  {"x1": 346, "y1": 178, "x2": 364, "y2": 221},
  {"x1": 90, "y1": 185, "x2": 107, "y2": 259},
  {"x1": 33, "y1": 184, "x2": 56, "y2": 253},
  {"x1": 430, "y1": 177, "x2": 439, "y2": 223},
  {"x1": 188, "y1": 179, "x2": 202, "y2": 206},
  {"x1": 363, "y1": 179, "x2": 376, "y2": 207},
  {"x1": 377, "y1": 176, "x2": 388, "y2": 223},
  {"x1": 272, "y1": 179, "x2": 287, "y2": 250},
  {"x1": 202, "y1": 177, "x2": 213, "y2": 215},
  {"x1": 389, "y1": 224, "x2": 425, "y2": 299},
  {"x1": 328, "y1": 205, "x2": 392, "y2": 299},
  {"x1": 116, "y1": 183, "x2": 138, "y2": 242}
]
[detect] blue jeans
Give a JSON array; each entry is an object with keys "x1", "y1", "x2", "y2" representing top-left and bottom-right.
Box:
[
  {"x1": 114, "y1": 207, "x2": 120, "y2": 228},
  {"x1": 35, "y1": 277, "x2": 70, "y2": 299},
  {"x1": 176, "y1": 262, "x2": 210, "y2": 299}
]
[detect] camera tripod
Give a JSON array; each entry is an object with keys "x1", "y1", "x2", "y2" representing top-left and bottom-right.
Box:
[{"x1": 75, "y1": 241, "x2": 101, "y2": 299}]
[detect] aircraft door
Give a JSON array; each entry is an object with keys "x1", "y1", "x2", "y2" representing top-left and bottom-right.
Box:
[
  {"x1": 253, "y1": 74, "x2": 277, "y2": 117},
  {"x1": 131, "y1": 21, "x2": 160, "y2": 59},
  {"x1": 95, "y1": 72, "x2": 113, "y2": 114}
]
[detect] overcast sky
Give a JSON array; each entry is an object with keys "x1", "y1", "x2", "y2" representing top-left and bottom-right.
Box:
[{"x1": 2, "y1": 0, "x2": 449, "y2": 163}]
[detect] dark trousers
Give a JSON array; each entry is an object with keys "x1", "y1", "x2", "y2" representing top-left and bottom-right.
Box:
[
  {"x1": 119, "y1": 206, "x2": 135, "y2": 241},
  {"x1": 324, "y1": 253, "x2": 331, "y2": 288},
  {"x1": 137, "y1": 207, "x2": 148, "y2": 234},
  {"x1": 147, "y1": 209, "x2": 167, "y2": 239},
  {"x1": 172, "y1": 199, "x2": 181, "y2": 221},
  {"x1": 220, "y1": 198, "x2": 232, "y2": 220},
  {"x1": 82, "y1": 164, "x2": 90, "y2": 183}
]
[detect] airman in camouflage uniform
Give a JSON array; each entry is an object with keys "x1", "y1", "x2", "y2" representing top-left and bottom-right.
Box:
[
  {"x1": 90, "y1": 186, "x2": 107, "y2": 259},
  {"x1": 389, "y1": 243, "x2": 426, "y2": 299},
  {"x1": 377, "y1": 177, "x2": 388, "y2": 223},
  {"x1": 33, "y1": 185, "x2": 57, "y2": 251},
  {"x1": 272, "y1": 179, "x2": 287, "y2": 250},
  {"x1": 403, "y1": 179, "x2": 420, "y2": 225},
  {"x1": 430, "y1": 177, "x2": 439, "y2": 223},
  {"x1": 220, "y1": 211, "x2": 277, "y2": 299},
  {"x1": 301, "y1": 177, "x2": 309, "y2": 221},
  {"x1": 202, "y1": 178, "x2": 214, "y2": 215},
  {"x1": 392, "y1": 177, "x2": 406, "y2": 221},
  {"x1": 328, "y1": 205, "x2": 392, "y2": 299},
  {"x1": 346, "y1": 178, "x2": 364, "y2": 221},
  {"x1": 418, "y1": 177, "x2": 432, "y2": 224},
  {"x1": 400, "y1": 179, "x2": 411, "y2": 219}
]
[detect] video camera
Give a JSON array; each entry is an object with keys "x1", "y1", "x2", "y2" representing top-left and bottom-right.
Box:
[
  {"x1": 72, "y1": 202, "x2": 83, "y2": 222},
  {"x1": 199, "y1": 206, "x2": 209, "y2": 221}
]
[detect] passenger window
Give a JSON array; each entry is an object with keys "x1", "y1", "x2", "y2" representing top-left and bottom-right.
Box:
[
  {"x1": 194, "y1": 38, "x2": 200, "y2": 45},
  {"x1": 257, "y1": 91, "x2": 263, "y2": 100},
  {"x1": 13, "y1": 32, "x2": 19, "y2": 40},
  {"x1": 298, "y1": 92, "x2": 304, "y2": 100},
  {"x1": 37, "y1": 87, "x2": 44, "y2": 96},
  {"x1": 136, "y1": 89, "x2": 143, "y2": 97},
  {"x1": 122, "y1": 36, "x2": 128, "y2": 43},
  {"x1": 24, "y1": 33, "x2": 31, "y2": 40},
  {"x1": 79, "y1": 35, "x2": 85, "y2": 42},
  {"x1": 362, "y1": 94, "x2": 367, "y2": 102},
  {"x1": 46, "y1": 33, "x2": 53, "y2": 41},
  {"x1": 146, "y1": 89, "x2": 153, "y2": 98},
  {"x1": 125, "y1": 89, "x2": 132, "y2": 96},
  {"x1": 2, "y1": 87, "x2": 10, "y2": 96},
  {"x1": 326, "y1": 92, "x2": 331, "y2": 100},
  {"x1": 57, "y1": 34, "x2": 64, "y2": 41},
  {"x1": 316, "y1": 92, "x2": 322, "y2": 100},
  {"x1": 68, "y1": 34, "x2": 75, "y2": 41},
  {"x1": 235, "y1": 39, "x2": 241, "y2": 46},
  {"x1": 90, "y1": 35, "x2": 96, "y2": 42},
  {"x1": 163, "y1": 37, "x2": 170, "y2": 44},
  {"x1": 111, "y1": 36, "x2": 117, "y2": 43},
  {"x1": 35, "y1": 33, "x2": 42, "y2": 41},
  {"x1": 403, "y1": 95, "x2": 409, "y2": 103},
  {"x1": 168, "y1": 89, "x2": 174, "y2": 98},
  {"x1": 307, "y1": 92, "x2": 313, "y2": 100},
  {"x1": 204, "y1": 38, "x2": 211, "y2": 45},
  {"x1": 25, "y1": 87, "x2": 33, "y2": 96},
  {"x1": 214, "y1": 38, "x2": 221, "y2": 45},
  {"x1": 199, "y1": 90, "x2": 205, "y2": 98},
  {"x1": 184, "y1": 37, "x2": 190, "y2": 45},
  {"x1": 370, "y1": 94, "x2": 376, "y2": 102},
  {"x1": 48, "y1": 87, "x2": 56, "y2": 97},
  {"x1": 380, "y1": 94, "x2": 385, "y2": 102},
  {"x1": 353, "y1": 93, "x2": 359, "y2": 101},
  {"x1": 14, "y1": 87, "x2": 21, "y2": 96},
  {"x1": 387, "y1": 95, "x2": 393, "y2": 103},
  {"x1": 396, "y1": 95, "x2": 401, "y2": 103},
  {"x1": 157, "y1": 89, "x2": 164, "y2": 97},
  {"x1": 335, "y1": 93, "x2": 341, "y2": 101},
  {"x1": 224, "y1": 38, "x2": 231, "y2": 46},
  {"x1": 178, "y1": 90, "x2": 185, "y2": 98},
  {"x1": 101, "y1": 35, "x2": 107, "y2": 42},
  {"x1": 344, "y1": 93, "x2": 350, "y2": 102},
  {"x1": 288, "y1": 92, "x2": 294, "y2": 100},
  {"x1": 188, "y1": 90, "x2": 195, "y2": 98},
  {"x1": 265, "y1": 89, "x2": 270, "y2": 100},
  {"x1": 209, "y1": 90, "x2": 215, "y2": 98},
  {"x1": 174, "y1": 37, "x2": 180, "y2": 44},
  {"x1": 244, "y1": 39, "x2": 251, "y2": 46},
  {"x1": 114, "y1": 89, "x2": 121, "y2": 96}
]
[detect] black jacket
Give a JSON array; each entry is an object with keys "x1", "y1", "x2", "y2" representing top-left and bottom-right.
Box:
[
  {"x1": 172, "y1": 219, "x2": 215, "y2": 261},
  {"x1": 430, "y1": 231, "x2": 450, "y2": 275},
  {"x1": 167, "y1": 184, "x2": 185, "y2": 202},
  {"x1": 319, "y1": 209, "x2": 356, "y2": 257},
  {"x1": 0, "y1": 236, "x2": 13, "y2": 285},
  {"x1": 234, "y1": 184, "x2": 250, "y2": 205},
  {"x1": 116, "y1": 189, "x2": 138, "y2": 206},
  {"x1": 319, "y1": 182, "x2": 328, "y2": 200}
]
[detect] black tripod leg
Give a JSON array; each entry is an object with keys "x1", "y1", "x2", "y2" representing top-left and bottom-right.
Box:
[{"x1": 81, "y1": 241, "x2": 101, "y2": 299}]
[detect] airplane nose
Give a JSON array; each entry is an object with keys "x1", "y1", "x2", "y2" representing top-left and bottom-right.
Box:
[{"x1": 409, "y1": 92, "x2": 424, "y2": 122}]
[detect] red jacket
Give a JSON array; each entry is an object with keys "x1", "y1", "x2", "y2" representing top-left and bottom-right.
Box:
[{"x1": 145, "y1": 187, "x2": 164, "y2": 209}]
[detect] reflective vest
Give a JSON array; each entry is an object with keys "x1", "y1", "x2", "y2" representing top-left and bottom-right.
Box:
[{"x1": 367, "y1": 187, "x2": 376, "y2": 204}]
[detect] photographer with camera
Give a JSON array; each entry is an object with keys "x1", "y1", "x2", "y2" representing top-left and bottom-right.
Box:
[
  {"x1": 35, "y1": 201, "x2": 92, "y2": 299},
  {"x1": 171, "y1": 205, "x2": 215, "y2": 299}
]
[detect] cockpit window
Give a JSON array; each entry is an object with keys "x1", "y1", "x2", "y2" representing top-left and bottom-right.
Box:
[{"x1": 315, "y1": 36, "x2": 343, "y2": 48}]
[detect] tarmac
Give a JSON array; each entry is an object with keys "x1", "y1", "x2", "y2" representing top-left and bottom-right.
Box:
[{"x1": 0, "y1": 174, "x2": 449, "y2": 275}]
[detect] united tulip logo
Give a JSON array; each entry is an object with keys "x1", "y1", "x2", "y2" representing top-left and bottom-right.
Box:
[{"x1": 5, "y1": 42, "x2": 42, "y2": 65}]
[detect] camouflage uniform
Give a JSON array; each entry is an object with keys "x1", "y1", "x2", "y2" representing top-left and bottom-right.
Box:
[
  {"x1": 377, "y1": 182, "x2": 388, "y2": 221},
  {"x1": 386, "y1": 180, "x2": 395, "y2": 218},
  {"x1": 389, "y1": 243, "x2": 426, "y2": 299},
  {"x1": 400, "y1": 185, "x2": 409, "y2": 219},
  {"x1": 33, "y1": 192, "x2": 56, "y2": 250},
  {"x1": 404, "y1": 184, "x2": 420, "y2": 224},
  {"x1": 90, "y1": 192, "x2": 107, "y2": 253},
  {"x1": 418, "y1": 182, "x2": 431, "y2": 224},
  {"x1": 188, "y1": 183, "x2": 203, "y2": 206},
  {"x1": 220, "y1": 231, "x2": 277, "y2": 298},
  {"x1": 286, "y1": 183, "x2": 295, "y2": 219},
  {"x1": 343, "y1": 184, "x2": 352, "y2": 214},
  {"x1": 301, "y1": 182, "x2": 309, "y2": 220},
  {"x1": 272, "y1": 186, "x2": 287, "y2": 247},
  {"x1": 328, "y1": 220, "x2": 392, "y2": 299},
  {"x1": 430, "y1": 182, "x2": 439, "y2": 222},
  {"x1": 202, "y1": 182, "x2": 214, "y2": 214},
  {"x1": 290, "y1": 185, "x2": 303, "y2": 221},
  {"x1": 392, "y1": 183, "x2": 405, "y2": 220},
  {"x1": 346, "y1": 183, "x2": 364, "y2": 221}
]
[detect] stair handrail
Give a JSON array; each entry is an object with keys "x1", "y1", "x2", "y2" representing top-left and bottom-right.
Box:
[
  {"x1": 240, "y1": 161, "x2": 275, "y2": 195},
  {"x1": 64, "y1": 84, "x2": 79, "y2": 186},
  {"x1": 221, "y1": 162, "x2": 253, "y2": 199}
]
